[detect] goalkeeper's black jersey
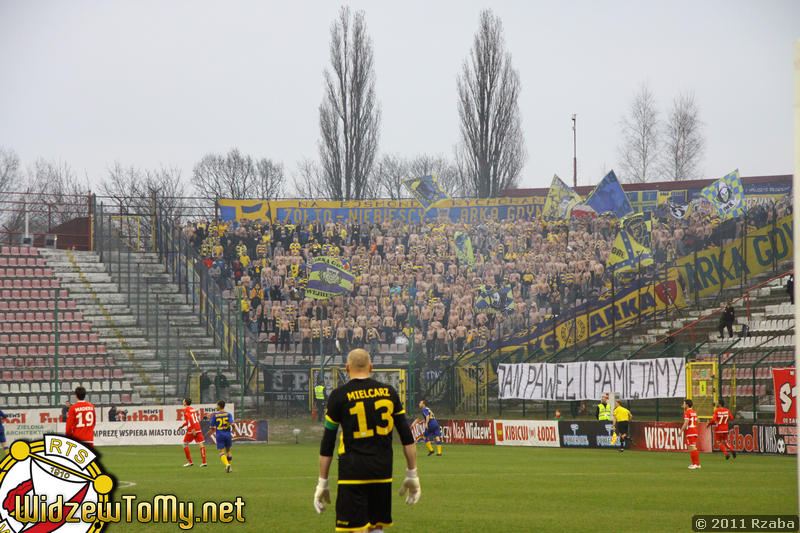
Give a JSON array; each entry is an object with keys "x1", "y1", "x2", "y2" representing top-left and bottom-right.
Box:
[{"x1": 324, "y1": 377, "x2": 413, "y2": 481}]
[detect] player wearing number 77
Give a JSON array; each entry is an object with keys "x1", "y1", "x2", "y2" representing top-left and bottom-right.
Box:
[
  {"x1": 65, "y1": 386, "x2": 96, "y2": 446},
  {"x1": 709, "y1": 399, "x2": 736, "y2": 460},
  {"x1": 315, "y1": 348, "x2": 420, "y2": 533}
]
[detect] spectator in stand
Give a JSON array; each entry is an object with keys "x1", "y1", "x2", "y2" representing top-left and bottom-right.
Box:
[
  {"x1": 108, "y1": 405, "x2": 119, "y2": 422},
  {"x1": 787, "y1": 274, "x2": 794, "y2": 305},
  {"x1": 61, "y1": 401, "x2": 70, "y2": 423},
  {"x1": 200, "y1": 371, "x2": 212, "y2": 402},
  {"x1": 215, "y1": 372, "x2": 229, "y2": 399},
  {"x1": 718, "y1": 302, "x2": 736, "y2": 340}
]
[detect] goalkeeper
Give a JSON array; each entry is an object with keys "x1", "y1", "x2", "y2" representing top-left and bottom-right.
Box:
[{"x1": 315, "y1": 348, "x2": 420, "y2": 532}]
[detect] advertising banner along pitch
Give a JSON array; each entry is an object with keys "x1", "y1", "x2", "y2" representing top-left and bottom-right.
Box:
[
  {"x1": 558, "y1": 421, "x2": 620, "y2": 449},
  {"x1": 772, "y1": 367, "x2": 796, "y2": 425},
  {"x1": 497, "y1": 358, "x2": 685, "y2": 401},
  {"x1": 494, "y1": 420, "x2": 560, "y2": 447}
]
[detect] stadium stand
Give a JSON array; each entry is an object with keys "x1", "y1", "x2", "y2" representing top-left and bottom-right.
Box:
[{"x1": 0, "y1": 245, "x2": 134, "y2": 408}]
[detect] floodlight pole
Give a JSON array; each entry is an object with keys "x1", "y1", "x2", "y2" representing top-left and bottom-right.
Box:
[{"x1": 572, "y1": 114, "x2": 577, "y2": 189}]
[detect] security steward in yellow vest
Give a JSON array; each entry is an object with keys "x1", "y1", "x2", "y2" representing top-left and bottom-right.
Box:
[
  {"x1": 314, "y1": 382, "x2": 326, "y2": 422},
  {"x1": 596, "y1": 398, "x2": 611, "y2": 421}
]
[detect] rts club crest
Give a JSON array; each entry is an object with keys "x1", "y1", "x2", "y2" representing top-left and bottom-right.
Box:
[{"x1": 0, "y1": 436, "x2": 113, "y2": 533}]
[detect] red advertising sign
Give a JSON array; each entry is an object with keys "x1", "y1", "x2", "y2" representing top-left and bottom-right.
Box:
[
  {"x1": 439, "y1": 419, "x2": 495, "y2": 445},
  {"x1": 772, "y1": 367, "x2": 796, "y2": 425},
  {"x1": 410, "y1": 419, "x2": 425, "y2": 442},
  {"x1": 629, "y1": 422, "x2": 712, "y2": 453}
]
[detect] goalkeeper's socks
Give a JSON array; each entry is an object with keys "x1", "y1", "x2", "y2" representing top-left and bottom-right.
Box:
[
  {"x1": 220, "y1": 453, "x2": 229, "y2": 466},
  {"x1": 436, "y1": 444, "x2": 442, "y2": 455},
  {"x1": 200, "y1": 447, "x2": 207, "y2": 464},
  {"x1": 184, "y1": 447, "x2": 192, "y2": 463},
  {"x1": 426, "y1": 442, "x2": 434, "y2": 453}
]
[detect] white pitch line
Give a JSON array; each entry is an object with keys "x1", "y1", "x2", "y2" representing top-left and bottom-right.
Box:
[{"x1": 116, "y1": 480, "x2": 137, "y2": 488}]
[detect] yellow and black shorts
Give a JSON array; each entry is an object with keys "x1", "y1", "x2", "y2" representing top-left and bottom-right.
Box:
[{"x1": 335, "y1": 480, "x2": 393, "y2": 531}]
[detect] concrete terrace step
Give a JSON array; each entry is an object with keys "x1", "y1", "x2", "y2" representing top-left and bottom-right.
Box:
[
  {"x1": 62, "y1": 281, "x2": 119, "y2": 293},
  {"x1": 70, "y1": 292, "x2": 129, "y2": 305},
  {"x1": 92, "y1": 325, "x2": 149, "y2": 339},
  {"x1": 53, "y1": 263, "x2": 108, "y2": 274},
  {"x1": 104, "y1": 337, "x2": 152, "y2": 349},
  {"x1": 40, "y1": 250, "x2": 102, "y2": 262},
  {"x1": 85, "y1": 314, "x2": 138, "y2": 327},
  {"x1": 79, "y1": 304, "x2": 136, "y2": 317}
]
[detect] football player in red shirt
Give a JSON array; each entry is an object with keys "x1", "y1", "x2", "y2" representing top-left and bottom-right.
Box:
[
  {"x1": 709, "y1": 399, "x2": 736, "y2": 460},
  {"x1": 65, "y1": 386, "x2": 96, "y2": 445},
  {"x1": 179, "y1": 397, "x2": 207, "y2": 467},
  {"x1": 681, "y1": 398, "x2": 700, "y2": 469}
]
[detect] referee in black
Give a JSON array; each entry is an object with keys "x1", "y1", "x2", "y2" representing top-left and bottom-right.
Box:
[{"x1": 314, "y1": 348, "x2": 421, "y2": 532}]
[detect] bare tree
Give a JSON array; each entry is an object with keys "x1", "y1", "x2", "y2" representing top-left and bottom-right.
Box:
[
  {"x1": 370, "y1": 153, "x2": 462, "y2": 200},
  {"x1": 192, "y1": 148, "x2": 284, "y2": 201},
  {"x1": 456, "y1": 9, "x2": 525, "y2": 198},
  {"x1": 0, "y1": 147, "x2": 21, "y2": 196},
  {"x1": 100, "y1": 162, "x2": 188, "y2": 216},
  {"x1": 662, "y1": 92, "x2": 704, "y2": 181},
  {"x1": 292, "y1": 159, "x2": 328, "y2": 199},
  {"x1": 2, "y1": 159, "x2": 90, "y2": 239},
  {"x1": 318, "y1": 6, "x2": 381, "y2": 201},
  {"x1": 618, "y1": 84, "x2": 660, "y2": 183},
  {"x1": 0, "y1": 147, "x2": 22, "y2": 237},
  {"x1": 372, "y1": 154, "x2": 410, "y2": 200}
]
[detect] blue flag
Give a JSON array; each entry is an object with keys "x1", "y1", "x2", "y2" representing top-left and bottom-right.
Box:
[
  {"x1": 402, "y1": 175, "x2": 449, "y2": 212},
  {"x1": 699, "y1": 169, "x2": 746, "y2": 220},
  {"x1": 583, "y1": 171, "x2": 633, "y2": 218}
]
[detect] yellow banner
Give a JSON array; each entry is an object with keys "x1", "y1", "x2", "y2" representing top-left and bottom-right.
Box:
[
  {"x1": 219, "y1": 197, "x2": 545, "y2": 224},
  {"x1": 554, "y1": 272, "x2": 687, "y2": 347},
  {"x1": 674, "y1": 215, "x2": 793, "y2": 298}
]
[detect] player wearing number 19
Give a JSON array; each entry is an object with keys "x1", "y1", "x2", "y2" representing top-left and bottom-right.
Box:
[
  {"x1": 315, "y1": 349, "x2": 420, "y2": 533},
  {"x1": 65, "y1": 386, "x2": 96, "y2": 446},
  {"x1": 682, "y1": 399, "x2": 701, "y2": 469}
]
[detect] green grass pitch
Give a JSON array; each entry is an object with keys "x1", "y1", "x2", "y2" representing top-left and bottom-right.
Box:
[{"x1": 97, "y1": 441, "x2": 796, "y2": 533}]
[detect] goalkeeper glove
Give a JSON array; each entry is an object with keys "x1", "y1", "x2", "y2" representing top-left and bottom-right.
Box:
[
  {"x1": 313, "y1": 478, "x2": 331, "y2": 514},
  {"x1": 399, "y1": 468, "x2": 421, "y2": 505}
]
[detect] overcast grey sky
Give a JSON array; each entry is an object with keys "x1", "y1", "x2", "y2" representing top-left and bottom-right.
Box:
[{"x1": 0, "y1": 1, "x2": 797, "y2": 194}]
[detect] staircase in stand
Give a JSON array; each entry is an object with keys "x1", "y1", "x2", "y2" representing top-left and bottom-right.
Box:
[{"x1": 40, "y1": 248, "x2": 241, "y2": 405}]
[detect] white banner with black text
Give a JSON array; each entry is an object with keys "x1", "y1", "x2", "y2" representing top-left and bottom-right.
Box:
[{"x1": 496, "y1": 358, "x2": 685, "y2": 401}]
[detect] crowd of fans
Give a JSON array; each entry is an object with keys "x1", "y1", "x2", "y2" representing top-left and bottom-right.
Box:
[{"x1": 179, "y1": 194, "x2": 791, "y2": 362}]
